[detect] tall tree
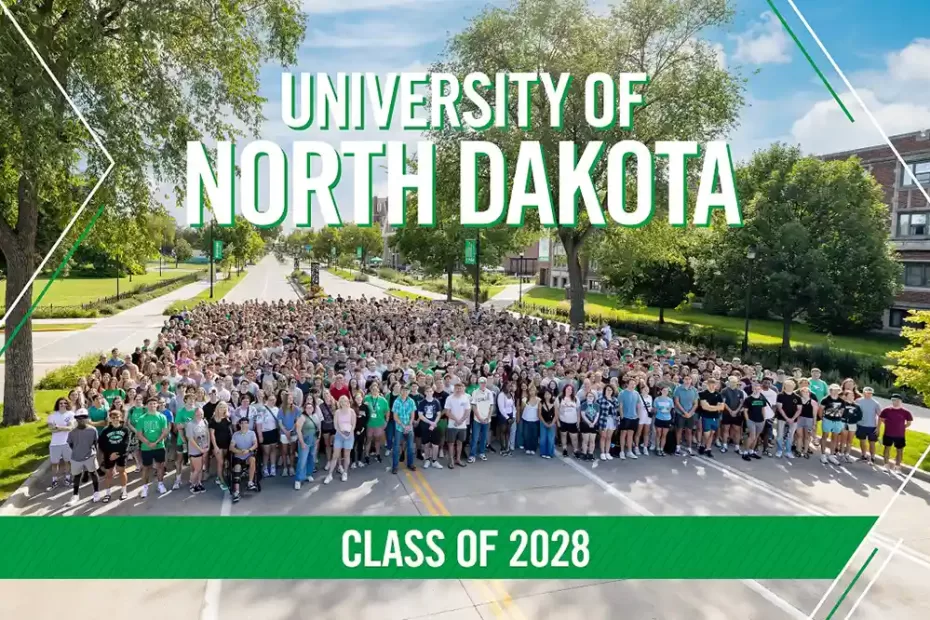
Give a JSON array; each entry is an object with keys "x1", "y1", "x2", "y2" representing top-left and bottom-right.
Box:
[
  {"x1": 340, "y1": 224, "x2": 382, "y2": 265},
  {"x1": 891, "y1": 312, "x2": 930, "y2": 400},
  {"x1": 173, "y1": 238, "x2": 193, "y2": 267},
  {"x1": 0, "y1": 1, "x2": 305, "y2": 425},
  {"x1": 444, "y1": 0, "x2": 742, "y2": 324},
  {"x1": 312, "y1": 228, "x2": 341, "y2": 264},
  {"x1": 697, "y1": 145, "x2": 901, "y2": 348}
]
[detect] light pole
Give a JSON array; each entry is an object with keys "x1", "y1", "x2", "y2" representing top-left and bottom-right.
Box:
[
  {"x1": 518, "y1": 253, "x2": 525, "y2": 308},
  {"x1": 474, "y1": 232, "x2": 481, "y2": 312},
  {"x1": 741, "y1": 245, "x2": 757, "y2": 356}
]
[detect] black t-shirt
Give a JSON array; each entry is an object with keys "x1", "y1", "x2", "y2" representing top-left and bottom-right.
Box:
[
  {"x1": 203, "y1": 400, "x2": 218, "y2": 422},
  {"x1": 434, "y1": 390, "x2": 449, "y2": 409},
  {"x1": 800, "y1": 394, "x2": 818, "y2": 419},
  {"x1": 297, "y1": 381, "x2": 312, "y2": 397},
  {"x1": 209, "y1": 417, "x2": 233, "y2": 448},
  {"x1": 99, "y1": 425, "x2": 129, "y2": 454},
  {"x1": 743, "y1": 394, "x2": 768, "y2": 423},
  {"x1": 698, "y1": 390, "x2": 723, "y2": 417},
  {"x1": 418, "y1": 398, "x2": 442, "y2": 425},
  {"x1": 820, "y1": 396, "x2": 845, "y2": 421},
  {"x1": 776, "y1": 392, "x2": 802, "y2": 420},
  {"x1": 540, "y1": 401, "x2": 557, "y2": 424},
  {"x1": 355, "y1": 404, "x2": 370, "y2": 436}
]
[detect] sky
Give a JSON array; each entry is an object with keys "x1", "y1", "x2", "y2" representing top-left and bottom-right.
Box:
[{"x1": 171, "y1": 0, "x2": 930, "y2": 227}]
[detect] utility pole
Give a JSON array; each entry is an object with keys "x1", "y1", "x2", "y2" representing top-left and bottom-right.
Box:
[
  {"x1": 209, "y1": 220, "x2": 215, "y2": 299},
  {"x1": 474, "y1": 232, "x2": 481, "y2": 312}
]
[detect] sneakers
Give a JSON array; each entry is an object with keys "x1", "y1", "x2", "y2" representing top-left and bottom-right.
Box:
[
  {"x1": 341, "y1": 471, "x2": 348, "y2": 482},
  {"x1": 720, "y1": 446, "x2": 728, "y2": 454},
  {"x1": 742, "y1": 453, "x2": 752, "y2": 462},
  {"x1": 232, "y1": 492, "x2": 241, "y2": 503},
  {"x1": 350, "y1": 462, "x2": 358, "y2": 470},
  {"x1": 675, "y1": 447, "x2": 682, "y2": 456},
  {"x1": 324, "y1": 474, "x2": 333, "y2": 484},
  {"x1": 408, "y1": 464, "x2": 417, "y2": 471},
  {"x1": 467, "y1": 456, "x2": 476, "y2": 464},
  {"x1": 120, "y1": 490, "x2": 129, "y2": 501},
  {"x1": 270, "y1": 466, "x2": 277, "y2": 477},
  {"x1": 172, "y1": 480, "x2": 181, "y2": 491},
  {"x1": 141, "y1": 484, "x2": 149, "y2": 499},
  {"x1": 263, "y1": 467, "x2": 271, "y2": 477},
  {"x1": 786, "y1": 452, "x2": 795, "y2": 459},
  {"x1": 391, "y1": 467, "x2": 398, "y2": 475},
  {"x1": 821, "y1": 454, "x2": 828, "y2": 464},
  {"x1": 67, "y1": 495, "x2": 79, "y2": 507},
  {"x1": 687, "y1": 447, "x2": 694, "y2": 456},
  {"x1": 600, "y1": 453, "x2": 607, "y2": 461},
  {"x1": 294, "y1": 481, "x2": 302, "y2": 490},
  {"x1": 705, "y1": 450, "x2": 714, "y2": 459},
  {"x1": 432, "y1": 460, "x2": 443, "y2": 469},
  {"x1": 424, "y1": 460, "x2": 431, "y2": 469},
  {"x1": 247, "y1": 481, "x2": 257, "y2": 491},
  {"x1": 605, "y1": 453, "x2": 613, "y2": 460},
  {"x1": 628, "y1": 450, "x2": 638, "y2": 460},
  {"x1": 618, "y1": 452, "x2": 626, "y2": 461},
  {"x1": 46, "y1": 478, "x2": 59, "y2": 492},
  {"x1": 775, "y1": 450, "x2": 783, "y2": 458},
  {"x1": 157, "y1": 482, "x2": 167, "y2": 495},
  {"x1": 91, "y1": 490, "x2": 101, "y2": 502},
  {"x1": 562, "y1": 449, "x2": 569, "y2": 457},
  {"x1": 633, "y1": 447, "x2": 641, "y2": 456},
  {"x1": 750, "y1": 452, "x2": 762, "y2": 460},
  {"x1": 828, "y1": 455, "x2": 840, "y2": 466},
  {"x1": 697, "y1": 445, "x2": 706, "y2": 455},
  {"x1": 480, "y1": 454, "x2": 488, "y2": 461}
]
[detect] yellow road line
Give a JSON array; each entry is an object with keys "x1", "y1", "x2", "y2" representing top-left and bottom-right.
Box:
[{"x1": 413, "y1": 469, "x2": 526, "y2": 620}]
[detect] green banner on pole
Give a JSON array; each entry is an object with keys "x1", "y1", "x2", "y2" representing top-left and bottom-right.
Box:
[
  {"x1": 356, "y1": 246, "x2": 363, "y2": 259},
  {"x1": 464, "y1": 239, "x2": 476, "y2": 266},
  {"x1": 0, "y1": 516, "x2": 874, "y2": 579},
  {"x1": 331, "y1": 246, "x2": 337, "y2": 257},
  {"x1": 212, "y1": 240, "x2": 223, "y2": 260}
]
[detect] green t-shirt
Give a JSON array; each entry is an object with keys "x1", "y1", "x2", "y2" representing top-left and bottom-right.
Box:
[
  {"x1": 88, "y1": 406, "x2": 108, "y2": 434},
  {"x1": 139, "y1": 412, "x2": 169, "y2": 451},
  {"x1": 363, "y1": 395, "x2": 389, "y2": 428},
  {"x1": 128, "y1": 406, "x2": 147, "y2": 431},
  {"x1": 174, "y1": 408, "x2": 195, "y2": 445},
  {"x1": 809, "y1": 379, "x2": 828, "y2": 402},
  {"x1": 102, "y1": 388, "x2": 125, "y2": 403}
]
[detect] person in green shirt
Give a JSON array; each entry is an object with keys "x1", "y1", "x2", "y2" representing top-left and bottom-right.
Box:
[
  {"x1": 172, "y1": 394, "x2": 196, "y2": 491},
  {"x1": 138, "y1": 398, "x2": 169, "y2": 498},
  {"x1": 808, "y1": 368, "x2": 829, "y2": 402},
  {"x1": 126, "y1": 394, "x2": 147, "y2": 468},
  {"x1": 363, "y1": 383, "x2": 389, "y2": 462},
  {"x1": 87, "y1": 393, "x2": 110, "y2": 476}
]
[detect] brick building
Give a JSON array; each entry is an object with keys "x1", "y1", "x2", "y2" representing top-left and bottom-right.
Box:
[
  {"x1": 822, "y1": 129, "x2": 930, "y2": 330},
  {"x1": 371, "y1": 196, "x2": 405, "y2": 269}
]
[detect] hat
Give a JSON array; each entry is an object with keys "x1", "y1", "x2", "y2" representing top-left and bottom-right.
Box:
[
  {"x1": 74, "y1": 408, "x2": 89, "y2": 419},
  {"x1": 479, "y1": 377, "x2": 487, "y2": 383},
  {"x1": 891, "y1": 393, "x2": 902, "y2": 400},
  {"x1": 862, "y1": 387, "x2": 874, "y2": 393}
]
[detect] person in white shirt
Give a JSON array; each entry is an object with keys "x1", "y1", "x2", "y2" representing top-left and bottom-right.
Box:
[
  {"x1": 444, "y1": 382, "x2": 471, "y2": 469},
  {"x1": 47, "y1": 397, "x2": 76, "y2": 490},
  {"x1": 469, "y1": 378, "x2": 494, "y2": 462},
  {"x1": 496, "y1": 382, "x2": 517, "y2": 457}
]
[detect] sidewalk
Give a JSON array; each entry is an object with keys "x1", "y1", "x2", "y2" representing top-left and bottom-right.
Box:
[{"x1": 483, "y1": 280, "x2": 536, "y2": 310}]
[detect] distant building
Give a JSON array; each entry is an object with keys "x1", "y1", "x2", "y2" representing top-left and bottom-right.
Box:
[
  {"x1": 503, "y1": 241, "x2": 540, "y2": 276},
  {"x1": 372, "y1": 196, "x2": 405, "y2": 269},
  {"x1": 536, "y1": 233, "x2": 603, "y2": 291},
  {"x1": 821, "y1": 129, "x2": 930, "y2": 330}
]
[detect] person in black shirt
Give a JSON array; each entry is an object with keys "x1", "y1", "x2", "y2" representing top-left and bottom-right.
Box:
[
  {"x1": 775, "y1": 380, "x2": 802, "y2": 459},
  {"x1": 819, "y1": 384, "x2": 845, "y2": 466},
  {"x1": 741, "y1": 383, "x2": 768, "y2": 461},
  {"x1": 209, "y1": 401, "x2": 234, "y2": 491},
  {"x1": 99, "y1": 409, "x2": 130, "y2": 502},
  {"x1": 351, "y1": 392, "x2": 369, "y2": 468},
  {"x1": 417, "y1": 386, "x2": 444, "y2": 469},
  {"x1": 697, "y1": 378, "x2": 725, "y2": 458}
]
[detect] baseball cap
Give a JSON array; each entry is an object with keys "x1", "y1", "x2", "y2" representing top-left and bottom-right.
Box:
[
  {"x1": 863, "y1": 387, "x2": 874, "y2": 394},
  {"x1": 74, "y1": 408, "x2": 89, "y2": 419},
  {"x1": 891, "y1": 393, "x2": 902, "y2": 400},
  {"x1": 479, "y1": 377, "x2": 487, "y2": 383}
]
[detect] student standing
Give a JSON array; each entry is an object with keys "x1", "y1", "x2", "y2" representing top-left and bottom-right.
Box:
[
  {"x1": 444, "y1": 382, "x2": 471, "y2": 469},
  {"x1": 672, "y1": 375, "x2": 698, "y2": 456},
  {"x1": 98, "y1": 409, "x2": 130, "y2": 502},
  {"x1": 417, "y1": 386, "x2": 444, "y2": 468},
  {"x1": 186, "y1": 407, "x2": 211, "y2": 493},
  {"x1": 819, "y1": 385, "x2": 846, "y2": 466},
  {"x1": 138, "y1": 398, "x2": 170, "y2": 498},
  {"x1": 741, "y1": 383, "x2": 767, "y2": 462},
  {"x1": 538, "y1": 389, "x2": 558, "y2": 459},
  {"x1": 652, "y1": 386, "x2": 674, "y2": 457},
  {"x1": 596, "y1": 385, "x2": 617, "y2": 461},
  {"x1": 521, "y1": 385, "x2": 540, "y2": 456},
  {"x1": 879, "y1": 395, "x2": 914, "y2": 474},
  {"x1": 390, "y1": 386, "x2": 417, "y2": 475},
  {"x1": 697, "y1": 378, "x2": 724, "y2": 458},
  {"x1": 66, "y1": 409, "x2": 101, "y2": 506},
  {"x1": 47, "y1": 398, "x2": 75, "y2": 491},
  {"x1": 469, "y1": 378, "x2": 494, "y2": 462},
  {"x1": 855, "y1": 387, "x2": 881, "y2": 465},
  {"x1": 774, "y1": 380, "x2": 802, "y2": 459}
]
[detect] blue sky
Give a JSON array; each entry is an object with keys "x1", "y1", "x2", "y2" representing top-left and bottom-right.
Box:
[{"x1": 178, "y1": 0, "x2": 930, "y2": 226}]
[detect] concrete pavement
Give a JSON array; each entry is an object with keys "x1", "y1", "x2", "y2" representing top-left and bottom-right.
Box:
[
  {"x1": 483, "y1": 280, "x2": 536, "y2": 310},
  {"x1": 224, "y1": 256, "x2": 300, "y2": 303}
]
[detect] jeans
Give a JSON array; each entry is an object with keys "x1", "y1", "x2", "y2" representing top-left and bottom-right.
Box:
[
  {"x1": 295, "y1": 434, "x2": 317, "y2": 482},
  {"x1": 509, "y1": 421, "x2": 518, "y2": 450},
  {"x1": 539, "y1": 424, "x2": 556, "y2": 457},
  {"x1": 776, "y1": 420, "x2": 798, "y2": 454},
  {"x1": 387, "y1": 418, "x2": 396, "y2": 452},
  {"x1": 470, "y1": 421, "x2": 489, "y2": 457},
  {"x1": 522, "y1": 421, "x2": 540, "y2": 451},
  {"x1": 393, "y1": 428, "x2": 415, "y2": 470}
]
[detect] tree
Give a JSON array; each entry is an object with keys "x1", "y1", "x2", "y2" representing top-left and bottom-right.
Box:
[
  {"x1": 0, "y1": 2, "x2": 305, "y2": 426},
  {"x1": 444, "y1": 0, "x2": 743, "y2": 324},
  {"x1": 891, "y1": 312, "x2": 930, "y2": 400},
  {"x1": 173, "y1": 238, "x2": 193, "y2": 267},
  {"x1": 340, "y1": 224, "x2": 382, "y2": 265},
  {"x1": 696, "y1": 145, "x2": 901, "y2": 349},
  {"x1": 312, "y1": 228, "x2": 342, "y2": 264}
]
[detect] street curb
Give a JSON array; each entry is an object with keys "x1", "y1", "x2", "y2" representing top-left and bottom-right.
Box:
[
  {"x1": 0, "y1": 459, "x2": 49, "y2": 516},
  {"x1": 849, "y1": 446, "x2": 930, "y2": 484}
]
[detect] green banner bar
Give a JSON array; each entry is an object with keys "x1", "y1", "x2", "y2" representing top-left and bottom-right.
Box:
[{"x1": 0, "y1": 516, "x2": 873, "y2": 579}]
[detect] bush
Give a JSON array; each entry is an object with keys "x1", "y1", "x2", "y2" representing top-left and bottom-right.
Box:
[
  {"x1": 37, "y1": 353, "x2": 100, "y2": 390},
  {"x1": 354, "y1": 273, "x2": 369, "y2": 282}
]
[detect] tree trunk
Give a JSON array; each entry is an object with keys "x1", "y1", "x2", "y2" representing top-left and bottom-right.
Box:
[
  {"x1": 2, "y1": 245, "x2": 37, "y2": 426},
  {"x1": 175, "y1": 257, "x2": 179, "y2": 268},
  {"x1": 659, "y1": 307, "x2": 665, "y2": 324},
  {"x1": 781, "y1": 315, "x2": 792, "y2": 351},
  {"x1": 446, "y1": 261, "x2": 454, "y2": 302},
  {"x1": 564, "y1": 236, "x2": 586, "y2": 327}
]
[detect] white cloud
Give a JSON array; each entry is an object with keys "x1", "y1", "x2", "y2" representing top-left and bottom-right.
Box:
[
  {"x1": 305, "y1": 0, "x2": 460, "y2": 15},
  {"x1": 732, "y1": 11, "x2": 791, "y2": 65},
  {"x1": 307, "y1": 20, "x2": 443, "y2": 49},
  {"x1": 887, "y1": 38, "x2": 930, "y2": 82},
  {"x1": 711, "y1": 42, "x2": 727, "y2": 70},
  {"x1": 789, "y1": 90, "x2": 930, "y2": 155}
]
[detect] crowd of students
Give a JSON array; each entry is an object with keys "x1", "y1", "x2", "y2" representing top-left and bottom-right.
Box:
[{"x1": 44, "y1": 296, "x2": 916, "y2": 506}]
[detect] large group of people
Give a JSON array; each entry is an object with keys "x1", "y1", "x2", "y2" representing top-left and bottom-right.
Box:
[{"x1": 46, "y1": 295, "x2": 916, "y2": 507}]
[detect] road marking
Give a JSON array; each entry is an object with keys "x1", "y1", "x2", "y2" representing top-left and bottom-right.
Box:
[
  {"x1": 409, "y1": 469, "x2": 525, "y2": 620},
  {"x1": 695, "y1": 454, "x2": 930, "y2": 572},
  {"x1": 842, "y1": 539, "x2": 902, "y2": 620},
  {"x1": 824, "y1": 548, "x2": 878, "y2": 620},
  {"x1": 200, "y1": 490, "x2": 232, "y2": 620},
  {"x1": 557, "y1": 455, "x2": 808, "y2": 620}
]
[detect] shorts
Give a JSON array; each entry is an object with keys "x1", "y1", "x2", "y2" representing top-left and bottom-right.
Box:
[
  {"x1": 103, "y1": 452, "x2": 127, "y2": 469},
  {"x1": 445, "y1": 427, "x2": 467, "y2": 444},
  {"x1": 722, "y1": 415, "x2": 743, "y2": 427},
  {"x1": 822, "y1": 418, "x2": 845, "y2": 435},
  {"x1": 262, "y1": 430, "x2": 279, "y2": 445},
  {"x1": 655, "y1": 419, "x2": 672, "y2": 429},
  {"x1": 333, "y1": 433, "x2": 355, "y2": 450},
  {"x1": 560, "y1": 422, "x2": 579, "y2": 434},
  {"x1": 49, "y1": 444, "x2": 72, "y2": 464},
  {"x1": 797, "y1": 417, "x2": 815, "y2": 430},
  {"x1": 367, "y1": 426, "x2": 386, "y2": 439},
  {"x1": 580, "y1": 422, "x2": 598, "y2": 435},
  {"x1": 279, "y1": 432, "x2": 295, "y2": 445},
  {"x1": 676, "y1": 415, "x2": 697, "y2": 430},
  {"x1": 855, "y1": 426, "x2": 878, "y2": 442},
  {"x1": 140, "y1": 448, "x2": 166, "y2": 467},
  {"x1": 322, "y1": 427, "x2": 336, "y2": 437},
  {"x1": 619, "y1": 418, "x2": 639, "y2": 432},
  {"x1": 845, "y1": 423, "x2": 858, "y2": 434},
  {"x1": 700, "y1": 416, "x2": 719, "y2": 433},
  {"x1": 419, "y1": 423, "x2": 442, "y2": 445},
  {"x1": 639, "y1": 413, "x2": 653, "y2": 426},
  {"x1": 746, "y1": 420, "x2": 765, "y2": 436},
  {"x1": 70, "y1": 457, "x2": 97, "y2": 477},
  {"x1": 599, "y1": 415, "x2": 617, "y2": 431},
  {"x1": 882, "y1": 435, "x2": 906, "y2": 449},
  {"x1": 232, "y1": 455, "x2": 252, "y2": 468}
]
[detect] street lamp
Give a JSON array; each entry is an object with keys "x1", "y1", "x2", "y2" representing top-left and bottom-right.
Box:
[
  {"x1": 741, "y1": 245, "x2": 757, "y2": 356},
  {"x1": 518, "y1": 253, "x2": 525, "y2": 310}
]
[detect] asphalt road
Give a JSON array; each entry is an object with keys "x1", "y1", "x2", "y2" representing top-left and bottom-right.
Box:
[{"x1": 2, "y1": 262, "x2": 929, "y2": 620}]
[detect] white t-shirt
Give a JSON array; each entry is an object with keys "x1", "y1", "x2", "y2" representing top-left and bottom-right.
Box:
[
  {"x1": 761, "y1": 388, "x2": 778, "y2": 421},
  {"x1": 497, "y1": 392, "x2": 516, "y2": 420},
  {"x1": 471, "y1": 388, "x2": 494, "y2": 422},
  {"x1": 445, "y1": 394, "x2": 471, "y2": 429},
  {"x1": 48, "y1": 410, "x2": 75, "y2": 446},
  {"x1": 559, "y1": 398, "x2": 579, "y2": 424}
]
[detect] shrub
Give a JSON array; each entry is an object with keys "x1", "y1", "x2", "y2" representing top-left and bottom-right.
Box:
[{"x1": 37, "y1": 353, "x2": 101, "y2": 390}]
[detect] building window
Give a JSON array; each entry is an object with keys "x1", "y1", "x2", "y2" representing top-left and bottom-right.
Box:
[
  {"x1": 902, "y1": 160, "x2": 930, "y2": 186},
  {"x1": 903, "y1": 262, "x2": 930, "y2": 287},
  {"x1": 889, "y1": 309, "x2": 907, "y2": 328},
  {"x1": 898, "y1": 212, "x2": 929, "y2": 237}
]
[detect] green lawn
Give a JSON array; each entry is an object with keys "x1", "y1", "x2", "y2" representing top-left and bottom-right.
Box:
[
  {"x1": 162, "y1": 272, "x2": 245, "y2": 314},
  {"x1": 0, "y1": 390, "x2": 66, "y2": 501},
  {"x1": 521, "y1": 287, "x2": 904, "y2": 359},
  {"x1": 387, "y1": 288, "x2": 432, "y2": 301},
  {"x1": 31, "y1": 323, "x2": 93, "y2": 333},
  {"x1": 0, "y1": 269, "x2": 201, "y2": 309},
  {"x1": 329, "y1": 267, "x2": 357, "y2": 280}
]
